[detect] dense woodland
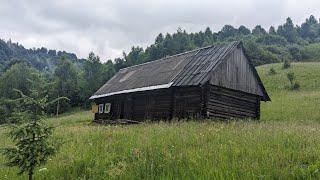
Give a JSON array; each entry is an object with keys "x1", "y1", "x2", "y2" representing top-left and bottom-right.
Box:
[{"x1": 1, "y1": 15, "x2": 320, "y2": 123}]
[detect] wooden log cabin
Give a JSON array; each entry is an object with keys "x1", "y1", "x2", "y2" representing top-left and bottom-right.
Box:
[{"x1": 90, "y1": 41, "x2": 270, "y2": 122}]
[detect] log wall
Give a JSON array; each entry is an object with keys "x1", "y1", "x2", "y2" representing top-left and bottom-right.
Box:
[
  {"x1": 206, "y1": 85, "x2": 260, "y2": 119},
  {"x1": 94, "y1": 86, "x2": 203, "y2": 122},
  {"x1": 94, "y1": 85, "x2": 261, "y2": 122},
  {"x1": 173, "y1": 86, "x2": 202, "y2": 119}
]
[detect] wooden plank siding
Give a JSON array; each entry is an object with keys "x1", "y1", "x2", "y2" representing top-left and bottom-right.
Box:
[
  {"x1": 206, "y1": 85, "x2": 260, "y2": 119},
  {"x1": 210, "y1": 46, "x2": 264, "y2": 97}
]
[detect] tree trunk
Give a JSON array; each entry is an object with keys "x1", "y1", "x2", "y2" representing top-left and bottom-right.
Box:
[
  {"x1": 28, "y1": 171, "x2": 33, "y2": 180},
  {"x1": 29, "y1": 131, "x2": 35, "y2": 180},
  {"x1": 56, "y1": 95, "x2": 60, "y2": 117}
]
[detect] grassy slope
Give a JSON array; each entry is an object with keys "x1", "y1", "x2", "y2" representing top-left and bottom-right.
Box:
[
  {"x1": 258, "y1": 62, "x2": 320, "y2": 121},
  {"x1": 1, "y1": 62, "x2": 320, "y2": 179}
]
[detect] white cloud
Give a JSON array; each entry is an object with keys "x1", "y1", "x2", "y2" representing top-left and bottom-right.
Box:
[{"x1": 0, "y1": 0, "x2": 320, "y2": 61}]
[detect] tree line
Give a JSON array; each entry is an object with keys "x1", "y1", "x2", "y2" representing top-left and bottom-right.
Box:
[{"x1": 1, "y1": 15, "x2": 320, "y2": 123}]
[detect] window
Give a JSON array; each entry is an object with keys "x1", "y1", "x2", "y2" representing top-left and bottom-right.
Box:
[
  {"x1": 104, "y1": 103, "x2": 111, "y2": 113},
  {"x1": 98, "y1": 104, "x2": 104, "y2": 114}
]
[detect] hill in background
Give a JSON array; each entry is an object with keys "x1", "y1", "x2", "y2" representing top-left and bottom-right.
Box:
[
  {"x1": 0, "y1": 39, "x2": 84, "y2": 73},
  {"x1": 258, "y1": 62, "x2": 320, "y2": 121}
]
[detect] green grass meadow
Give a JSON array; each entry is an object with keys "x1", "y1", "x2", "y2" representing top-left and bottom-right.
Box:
[{"x1": 1, "y1": 62, "x2": 320, "y2": 179}]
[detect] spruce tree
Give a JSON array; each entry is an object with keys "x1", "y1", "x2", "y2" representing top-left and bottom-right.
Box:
[{"x1": 2, "y1": 74, "x2": 68, "y2": 180}]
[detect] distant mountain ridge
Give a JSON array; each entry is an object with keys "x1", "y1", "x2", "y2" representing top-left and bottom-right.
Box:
[
  {"x1": 2, "y1": 15, "x2": 320, "y2": 75},
  {"x1": 0, "y1": 39, "x2": 84, "y2": 73}
]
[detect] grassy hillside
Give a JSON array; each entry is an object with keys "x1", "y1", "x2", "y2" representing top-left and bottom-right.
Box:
[
  {"x1": 1, "y1": 62, "x2": 320, "y2": 179},
  {"x1": 258, "y1": 62, "x2": 320, "y2": 121}
]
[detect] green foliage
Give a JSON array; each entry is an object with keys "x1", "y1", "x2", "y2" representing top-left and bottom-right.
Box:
[
  {"x1": 301, "y1": 43, "x2": 320, "y2": 61},
  {"x1": 287, "y1": 72, "x2": 295, "y2": 85},
  {"x1": 283, "y1": 59, "x2": 291, "y2": 69},
  {"x1": 244, "y1": 40, "x2": 279, "y2": 65},
  {"x1": 2, "y1": 88, "x2": 60, "y2": 180},
  {"x1": 299, "y1": 15, "x2": 319, "y2": 42},
  {"x1": 0, "y1": 63, "x2": 44, "y2": 123},
  {"x1": 269, "y1": 26, "x2": 277, "y2": 35},
  {"x1": 286, "y1": 72, "x2": 300, "y2": 90},
  {"x1": 53, "y1": 57, "x2": 78, "y2": 115},
  {"x1": 277, "y1": 17, "x2": 299, "y2": 43},
  {"x1": 288, "y1": 44, "x2": 303, "y2": 61},
  {"x1": 252, "y1": 25, "x2": 267, "y2": 35},
  {"x1": 292, "y1": 82, "x2": 300, "y2": 90},
  {"x1": 268, "y1": 67, "x2": 276, "y2": 75},
  {"x1": 79, "y1": 52, "x2": 105, "y2": 107},
  {"x1": 0, "y1": 63, "x2": 36, "y2": 98}
]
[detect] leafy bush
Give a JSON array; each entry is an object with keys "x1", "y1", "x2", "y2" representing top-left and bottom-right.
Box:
[
  {"x1": 287, "y1": 72, "x2": 295, "y2": 85},
  {"x1": 268, "y1": 68, "x2": 276, "y2": 75},
  {"x1": 301, "y1": 43, "x2": 320, "y2": 61},
  {"x1": 288, "y1": 45, "x2": 303, "y2": 61},
  {"x1": 283, "y1": 59, "x2": 291, "y2": 69},
  {"x1": 292, "y1": 82, "x2": 300, "y2": 90},
  {"x1": 286, "y1": 72, "x2": 300, "y2": 90}
]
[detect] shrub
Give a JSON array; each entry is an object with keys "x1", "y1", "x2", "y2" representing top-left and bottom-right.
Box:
[
  {"x1": 292, "y1": 82, "x2": 300, "y2": 90},
  {"x1": 287, "y1": 72, "x2": 295, "y2": 85},
  {"x1": 286, "y1": 72, "x2": 300, "y2": 90},
  {"x1": 283, "y1": 59, "x2": 291, "y2": 69},
  {"x1": 301, "y1": 43, "x2": 320, "y2": 61},
  {"x1": 268, "y1": 68, "x2": 276, "y2": 75}
]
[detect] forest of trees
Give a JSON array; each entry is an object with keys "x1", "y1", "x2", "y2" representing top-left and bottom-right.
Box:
[{"x1": 1, "y1": 15, "x2": 320, "y2": 123}]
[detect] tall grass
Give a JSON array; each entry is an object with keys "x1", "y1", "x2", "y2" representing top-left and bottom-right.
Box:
[
  {"x1": 2, "y1": 118, "x2": 320, "y2": 179},
  {"x1": 1, "y1": 62, "x2": 320, "y2": 179}
]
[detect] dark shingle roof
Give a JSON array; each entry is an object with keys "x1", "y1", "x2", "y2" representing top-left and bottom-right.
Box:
[
  {"x1": 90, "y1": 41, "x2": 269, "y2": 100},
  {"x1": 172, "y1": 42, "x2": 238, "y2": 86}
]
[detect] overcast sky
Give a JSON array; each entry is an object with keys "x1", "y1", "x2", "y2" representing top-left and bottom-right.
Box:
[{"x1": 1, "y1": 0, "x2": 320, "y2": 61}]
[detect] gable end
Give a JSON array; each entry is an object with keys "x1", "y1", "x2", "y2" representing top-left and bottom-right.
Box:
[{"x1": 209, "y1": 43, "x2": 270, "y2": 101}]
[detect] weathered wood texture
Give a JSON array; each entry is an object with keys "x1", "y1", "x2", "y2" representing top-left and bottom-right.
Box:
[
  {"x1": 206, "y1": 85, "x2": 260, "y2": 119},
  {"x1": 210, "y1": 46, "x2": 264, "y2": 97},
  {"x1": 94, "y1": 84, "x2": 261, "y2": 122},
  {"x1": 94, "y1": 86, "x2": 203, "y2": 122},
  {"x1": 173, "y1": 86, "x2": 202, "y2": 119}
]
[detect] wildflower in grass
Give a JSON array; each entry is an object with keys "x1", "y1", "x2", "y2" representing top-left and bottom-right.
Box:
[{"x1": 38, "y1": 168, "x2": 48, "y2": 172}]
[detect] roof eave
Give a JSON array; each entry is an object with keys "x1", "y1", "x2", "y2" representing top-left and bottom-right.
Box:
[{"x1": 89, "y1": 82, "x2": 173, "y2": 100}]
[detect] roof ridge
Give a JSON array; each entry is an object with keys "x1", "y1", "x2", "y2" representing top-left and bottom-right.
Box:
[{"x1": 119, "y1": 44, "x2": 216, "y2": 71}]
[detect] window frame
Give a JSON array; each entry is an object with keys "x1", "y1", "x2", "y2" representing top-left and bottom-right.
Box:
[
  {"x1": 104, "y1": 103, "x2": 111, "y2": 113},
  {"x1": 98, "y1": 104, "x2": 104, "y2": 114}
]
